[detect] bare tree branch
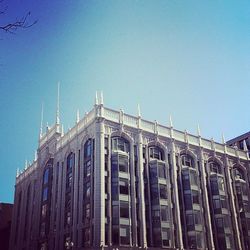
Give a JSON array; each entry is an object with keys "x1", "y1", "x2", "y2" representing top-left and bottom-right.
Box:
[{"x1": 0, "y1": 1, "x2": 37, "y2": 34}]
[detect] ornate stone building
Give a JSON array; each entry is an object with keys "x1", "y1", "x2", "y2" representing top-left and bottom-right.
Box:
[{"x1": 9, "y1": 94, "x2": 250, "y2": 250}]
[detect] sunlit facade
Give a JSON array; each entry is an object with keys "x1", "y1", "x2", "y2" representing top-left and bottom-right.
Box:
[{"x1": 10, "y1": 95, "x2": 250, "y2": 250}]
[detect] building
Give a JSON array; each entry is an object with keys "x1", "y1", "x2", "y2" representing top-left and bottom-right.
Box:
[
  {"x1": 0, "y1": 203, "x2": 13, "y2": 250},
  {"x1": 227, "y1": 131, "x2": 250, "y2": 157},
  {"x1": 9, "y1": 93, "x2": 250, "y2": 250}
]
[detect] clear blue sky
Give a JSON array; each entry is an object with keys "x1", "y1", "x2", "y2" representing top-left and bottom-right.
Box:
[{"x1": 0, "y1": 0, "x2": 249, "y2": 203}]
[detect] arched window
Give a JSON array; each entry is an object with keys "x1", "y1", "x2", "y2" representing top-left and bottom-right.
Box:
[
  {"x1": 181, "y1": 154, "x2": 195, "y2": 168},
  {"x1": 112, "y1": 137, "x2": 129, "y2": 153},
  {"x1": 66, "y1": 153, "x2": 74, "y2": 189},
  {"x1": 149, "y1": 146, "x2": 164, "y2": 161},
  {"x1": 209, "y1": 161, "x2": 222, "y2": 174},
  {"x1": 234, "y1": 168, "x2": 245, "y2": 181},
  {"x1": 43, "y1": 168, "x2": 49, "y2": 185}
]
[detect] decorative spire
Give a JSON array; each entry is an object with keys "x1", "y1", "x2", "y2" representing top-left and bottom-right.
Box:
[
  {"x1": 76, "y1": 109, "x2": 80, "y2": 123},
  {"x1": 137, "y1": 104, "x2": 141, "y2": 117},
  {"x1": 34, "y1": 150, "x2": 37, "y2": 161},
  {"x1": 56, "y1": 82, "x2": 60, "y2": 124},
  {"x1": 40, "y1": 102, "x2": 44, "y2": 138},
  {"x1": 100, "y1": 91, "x2": 104, "y2": 105},
  {"x1": 95, "y1": 91, "x2": 98, "y2": 105},
  {"x1": 184, "y1": 130, "x2": 189, "y2": 144},
  {"x1": 16, "y1": 168, "x2": 19, "y2": 177},
  {"x1": 222, "y1": 133, "x2": 226, "y2": 144},
  {"x1": 169, "y1": 115, "x2": 173, "y2": 127},
  {"x1": 46, "y1": 122, "x2": 49, "y2": 131},
  {"x1": 197, "y1": 124, "x2": 201, "y2": 137},
  {"x1": 61, "y1": 124, "x2": 64, "y2": 136},
  {"x1": 25, "y1": 159, "x2": 28, "y2": 170},
  {"x1": 243, "y1": 140, "x2": 248, "y2": 152}
]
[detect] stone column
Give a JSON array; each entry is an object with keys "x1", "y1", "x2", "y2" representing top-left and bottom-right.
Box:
[
  {"x1": 198, "y1": 150, "x2": 215, "y2": 250},
  {"x1": 224, "y1": 157, "x2": 242, "y2": 250},
  {"x1": 169, "y1": 140, "x2": 184, "y2": 250},
  {"x1": 93, "y1": 115, "x2": 105, "y2": 247},
  {"x1": 137, "y1": 131, "x2": 147, "y2": 248}
]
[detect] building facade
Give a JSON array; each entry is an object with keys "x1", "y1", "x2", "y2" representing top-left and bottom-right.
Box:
[
  {"x1": 10, "y1": 95, "x2": 250, "y2": 250},
  {"x1": 227, "y1": 131, "x2": 250, "y2": 157},
  {"x1": 0, "y1": 203, "x2": 13, "y2": 250}
]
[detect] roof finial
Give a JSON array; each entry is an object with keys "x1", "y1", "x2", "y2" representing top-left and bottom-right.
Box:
[
  {"x1": 243, "y1": 140, "x2": 248, "y2": 152},
  {"x1": 34, "y1": 150, "x2": 37, "y2": 161},
  {"x1": 16, "y1": 168, "x2": 19, "y2": 177},
  {"x1": 76, "y1": 109, "x2": 80, "y2": 123},
  {"x1": 197, "y1": 124, "x2": 201, "y2": 137},
  {"x1": 137, "y1": 104, "x2": 141, "y2": 117},
  {"x1": 222, "y1": 133, "x2": 226, "y2": 144},
  {"x1": 100, "y1": 91, "x2": 104, "y2": 105},
  {"x1": 95, "y1": 91, "x2": 98, "y2": 105},
  {"x1": 56, "y1": 82, "x2": 60, "y2": 124},
  {"x1": 40, "y1": 102, "x2": 44, "y2": 138},
  {"x1": 169, "y1": 115, "x2": 173, "y2": 127},
  {"x1": 25, "y1": 159, "x2": 28, "y2": 170},
  {"x1": 61, "y1": 124, "x2": 64, "y2": 136}
]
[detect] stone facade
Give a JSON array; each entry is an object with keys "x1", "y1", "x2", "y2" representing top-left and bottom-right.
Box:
[{"x1": 9, "y1": 95, "x2": 250, "y2": 250}]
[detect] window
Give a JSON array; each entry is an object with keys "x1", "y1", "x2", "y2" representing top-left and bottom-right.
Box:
[
  {"x1": 43, "y1": 168, "x2": 49, "y2": 185},
  {"x1": 234, "y1": 168, "x2": 245, "y2": 180},
  {"x1": 40, "y1": 222, "x2": 46, "y2": 237},
  {"x1": 120, "y1": 201, "x2": 129, "y2": 218},
  {"x1": 162, "y1": 228, "x2": 170, "y2": 246},
  {"x1": 41, "y1": 204, "x2": 47, "y2": 218},
  {"x1": 85, "y1": 160, "x2": 91, "y2": 177},
  {"x1": 152, "y1": 227, "x2": 162, "y2": 246},
  {"x1": 209, "y1": 161, "x2": 222, "y2": 174},
  {"x1": 119, "y1": 155, "x2": 128, "y2": 172},
  {"x1": 190, "y1": 170, "x2": 198, "y2": 186},
  {"x1": 182, "y1": 172, "x2": 190, "y2": 189},
  {"x1": 181, "y1": 154, "x2": 194, "y2": 168},
  {"x1": 152, "y1": 209, "x2": 160, "y2": 219},
  {"x1": 151, "y1": 184, "x2": 159, "y2": 202},
  {"x1": 161, "y1": 205, "x2": 168, "y2": 221},
  {"x1": 186, "y1": 214, "x2": 194, "y2": 226},
  {"x1": 194, "y1": 210, "x2": 201, "y2": 224},
  {"x1": 112, "y1": 226, "x2": 119, "y2": 244},
  {"x1": 150, "y1": 164, "x2": 158, "y2": 179},
  {"x1": 85, "y1": 139, "x2": 92, "y2": 158},
  {"x1": 43, "y1": 187, "x2": 48, "y2": 201},
  {"x1": 213, "y1": 198, "x2": 221, "y2": 209},
  {"x1": 184, "y1": 193, "x2": 192, "y2": 210},
  {"x1": 192, "y1": 190, "x2": 199, "y2": 204},
  {"x1": 119, "y1": 178, "x2": 129, "y2": 195},
  {"x1": 149, "y1": 146, "x2": 164, "y2": 160},
  {"x1": 218, "y1": 176, "x2": 225, "y2": 192},
  {"x1": 112, "y1": 137, "x2": 129, "y2": 152},
  {"x1": 120, "y1": 225, "x2": 130, "y2": 245},
  {"x1": 188, "y1": 235, "x2": 197, "y2": 249},
  {"x1": 159, "y1": 184, "x2": 167, "y2": 199},
  {"x1": 112, "y1": 205, "x2": 119, "y2": 225},
  {"x1": 158, "y1": 163, "x2": 166, "y2": 178}
]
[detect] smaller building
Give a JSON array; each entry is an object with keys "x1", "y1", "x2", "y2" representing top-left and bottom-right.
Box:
[
  {"x1": 227, "y1": 131, "x2": 250, "y2": 156},
  {"x1": 0, "y1": 203, "x2": 13, "y2": 250}
]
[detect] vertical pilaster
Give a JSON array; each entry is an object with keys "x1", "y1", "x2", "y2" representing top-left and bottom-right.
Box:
[
  {"x1": 93, "y1": 115, "x2": 105, "y2": 247},
  {"x1": 130, "y1": 144, "x2": 138, "y2": 246},
  {"x1": 170, "y1": 140, "x2": 184, "y2": 250},
  {"x1": 224, "y1": 157, "x2": 242, "y2": 250},
  {"x1": 137, "y1": 132, "x2": 147, "y2": 248},
  {"x1": 198, "y1": 150, "x2": 215, "y2": 250}
]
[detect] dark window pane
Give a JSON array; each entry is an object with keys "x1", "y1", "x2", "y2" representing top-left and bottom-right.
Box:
[
  {"x1": 120, "y1": 201, "x2": 129, "y2": 218},
  {"x1": 119, "y1": 178, "x2": 129, "y2": 195},
  {"x1": 159, "y1": 184, "x2": 167, "y2": 199},
  {"x1": 158, "y1": 163, "x2": 166, "y2": 178},
  {"x1": 161, "y1": 205, "x2": 168, "y2": 221}
]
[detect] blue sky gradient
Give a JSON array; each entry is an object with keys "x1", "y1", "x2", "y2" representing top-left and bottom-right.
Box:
[{"x1": 0, "y1": 0, "x2": 250, "y2": 202}]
